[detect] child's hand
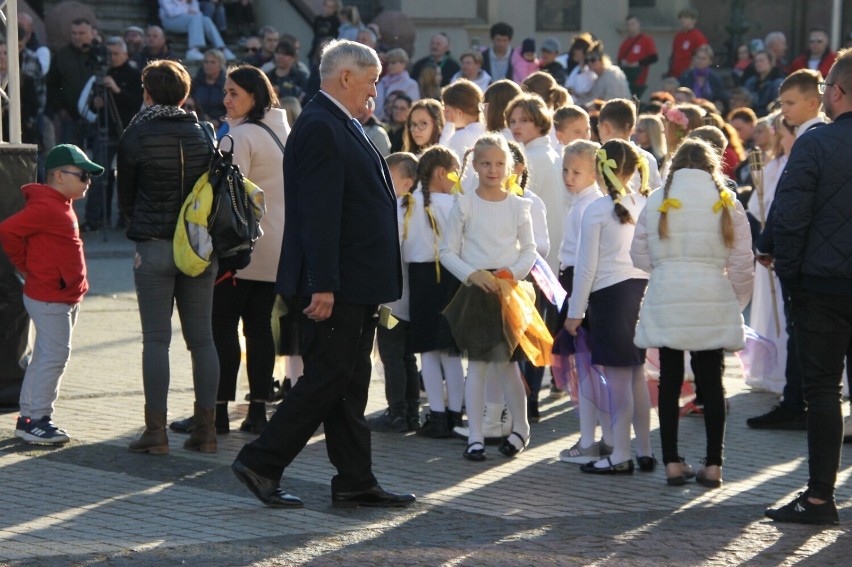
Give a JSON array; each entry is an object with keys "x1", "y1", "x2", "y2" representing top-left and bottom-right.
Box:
[
  {"x1": 564, "y1": 318, "x2": 583, "y2": 336},
  {"x1": 468, "y1": 270, "x2": 499, "y2": 293},
  {"x1": 493, "y1": 268, "x2": 513, "y2": 280}
]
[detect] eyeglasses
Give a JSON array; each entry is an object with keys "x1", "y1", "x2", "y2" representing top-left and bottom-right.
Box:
[
  {"x1": 818, "y1": 81, "x2": 846, "y2": 95},
  {"x1": 410, "y1": 121, "x2": 432, "y2": 130},
  {"x1": 60, "y1": 170, "x2": 92, "y2": 182}
]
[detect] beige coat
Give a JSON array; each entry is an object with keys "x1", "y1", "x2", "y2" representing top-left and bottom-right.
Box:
[{"x1": 227, "y1": 108, "x2": 290, "y2": 282}]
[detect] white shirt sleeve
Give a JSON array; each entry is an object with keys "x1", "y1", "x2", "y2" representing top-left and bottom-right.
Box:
[
  {"x1": 439, "y1": 199, "x2": 477, "y2": 284},
  {"x1": 567, "y1": 204, "x2": 602, "y2": 319},
  {"x1": 509, "y1": 197, "x2": 537, "y2": 279}
]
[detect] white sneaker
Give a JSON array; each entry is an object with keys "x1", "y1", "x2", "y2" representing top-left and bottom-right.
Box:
[
  {"x1": 559, "y1": 440, "x2": 601, "y2": 463},
  {"x1": 222, "y1": 47, "x2": 237, "y2": 61},
  {"x1": 185, "y1": 48, "x2": 204, "y2": 62}
]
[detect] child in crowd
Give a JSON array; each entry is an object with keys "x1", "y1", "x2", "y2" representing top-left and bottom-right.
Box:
[
  {"x1": 555, "y1": 139, "x2": 616, "y2": 464},
  {"x1": 0, "y1": 145, "x2": 104, "y2": 445},
  {"x1": 554, "y1": 105, "x2": 592, "y2": 147},
  {"x1": 631, "y1": 139, "x2": 753, "y2": 487},
  {"x1": 402, "y1": 146, "x2": 465, "y2": 438},
  {"x1": 483, "y1": 79, "x2": 524, "y2": 140},
  {"x1": 369, "y1": 152, "x2": 422, "y2": 433},
  {"x1": 564, "y1": 139, "x2": 652, "y2": 474},
  {"x1": 440, "y1": 134, "x2": 538, "y2": 460},
  {"x1": 512, "y1": 38, "x2": 540, "y2": 84},
  {"x1": 441, "y1": 79, "x2": 487, "y2": 192},
  {"x1": 598, "y1": 98, "x2": 663, "y2": 193}
]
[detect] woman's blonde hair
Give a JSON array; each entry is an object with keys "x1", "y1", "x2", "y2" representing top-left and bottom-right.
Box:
[
  {"x1": 637, "y1": 114, "x2": 667, "y2": 165},
  {"x1": 658, "y1": 138, "x2": 735, "y2": 247}
]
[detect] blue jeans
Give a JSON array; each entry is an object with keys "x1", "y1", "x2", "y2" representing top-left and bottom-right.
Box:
[
  {"x1": 133, "y1": 239, "x2": 219, "y2": 411},
  {"x1": 200, "y1": 1, "x2": 227, "y2": 32},
  {"x1": 790, "y1": 290, "x2": 852, "y2": 500},
  {"x1": 161, "y1": 12, "x2": 225, "y2": 50}
]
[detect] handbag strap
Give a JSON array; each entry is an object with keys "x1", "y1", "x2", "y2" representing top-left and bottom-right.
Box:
[{"x1": 252, "y1": 120, "x2": 285, "y2": 154}]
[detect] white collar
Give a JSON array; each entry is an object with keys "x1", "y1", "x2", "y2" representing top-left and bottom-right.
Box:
[{"x1": 320, "y1": 90, "x2": 353, "y2": 120}]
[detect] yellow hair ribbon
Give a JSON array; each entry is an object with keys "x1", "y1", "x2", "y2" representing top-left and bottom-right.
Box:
[
  {"x1": 425, "y1": 205, "x2": 442, "y2": 282},
  {"x1": 402, "y1": 193, "x2": 415, "y2": 240},
  {"x1": 657, "y1": 198, "x2": 682, "y2": 213},
  {"x1": 596, "y1": 148, "x2": 626, "y2": 196},
  {"x1": 637, "y1": 155, "x2": 650, "y2": 195},
  {"x1": 712, "y1": 191, "x2": 736, "y2": 213},
  {"x1": 447, "y1": 171, "x2": 463, "y2": 195},
  {"x1": 503, "y1": 173, "x2": 523, "y2": 196}
]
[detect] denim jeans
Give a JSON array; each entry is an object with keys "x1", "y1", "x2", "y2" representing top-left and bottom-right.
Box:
[
  {"x1": 200, "y1": 1, "x2": 226, "y2": 32},
  {"x1": 134, "y1": 239, "x2": 219, "y2": 411},
  {"x1": 20, "y1": 296, "x2": 79, "y2": 419},
  {"x1": 790, "y1": 290, "x2": 852, "y2": 500},
  {"x1": 161, "y1": 13, "x2": 225, "y2": 50}
]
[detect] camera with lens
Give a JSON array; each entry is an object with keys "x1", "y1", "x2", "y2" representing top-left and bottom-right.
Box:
[{"x1": 88, "y1": 39, "x2": 111, "y2": 78}]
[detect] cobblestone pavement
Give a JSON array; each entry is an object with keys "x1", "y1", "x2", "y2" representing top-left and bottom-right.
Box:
[{"x1": 0, "y1": 231, "x2": 850, "y2": 566}]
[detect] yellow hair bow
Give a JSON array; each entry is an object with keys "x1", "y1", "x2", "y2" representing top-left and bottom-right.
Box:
[
  {"x1": 504, "y1": 174, "x2": 523, "y2": 196},
  {"x1": 636, "y1": 155, "x2": 650, "y2": 195},
  {"x1": 596, "y1": 148, "x2": 626, "y2": 196},
  {"x1": 402, "y1": 193, "x2": 415, "y2": 240},
  {"x1": 713, "y1": 191, "x2": 736, "y2": 213},
  {"x1": 447, "y1": 171, "x2": 463, "y2": 195},
  {"x1": 658, "y1": 198, "x2": 682, "y2": 213}
]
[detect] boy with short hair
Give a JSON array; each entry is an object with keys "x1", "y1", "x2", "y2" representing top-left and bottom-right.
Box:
[
  {"x1": 369, "y1": 152, "x2": 421, "y2": 432},
  {"x1": 597, "y1": 98, "x2": 663, "y2": 192},
  {"x1": 0, "y1": 144, "x2": 104, "y2": 444},
  {"x1": 553, "y1": 105, "x2": 592, "y2": 146},
  {"x1": 778, "y1": 69, "x2": 826, "y2": 133}
]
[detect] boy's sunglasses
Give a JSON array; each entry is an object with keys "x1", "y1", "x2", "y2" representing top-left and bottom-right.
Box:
[{"x1": 60, "y1": 170, "x2": 92, "y2": 182}]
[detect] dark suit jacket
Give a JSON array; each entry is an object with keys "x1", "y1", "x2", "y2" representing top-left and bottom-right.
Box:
[{"x1": 278, "y1": 92, "x2": 402, "y2": 305}]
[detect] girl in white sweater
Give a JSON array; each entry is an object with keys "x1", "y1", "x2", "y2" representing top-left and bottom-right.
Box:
[
  {"x1": 402, "y1": 146, "x2": 465, "y2": 438},
  {"x1": 631, "y1": 139, "x2": 753, "y2": 487},
  {"x1": 440, "y1": 134, "x2": 538, "y2": 461},
  {"x1": 564, "y1": 139, "x2": 652, "y2": 475}
]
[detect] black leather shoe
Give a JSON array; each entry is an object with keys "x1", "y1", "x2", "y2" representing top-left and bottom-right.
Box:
[
  {"x1": 231, "y1": 460, "x2": 303, "y2": 508},
  {"x1": 579, "y1": 457, "x2": 635, "y2": 474},
  {"x1": 331, "y1": 485, "x2": 416, "y2": 509}
]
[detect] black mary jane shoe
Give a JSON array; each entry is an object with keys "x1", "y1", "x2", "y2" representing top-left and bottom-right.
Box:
[
  {"x1": 498, "y1": 432, "x2": 529, "y2": 457},
  {"x1": 579, "y1": 457, "x2": 635, "y2": 474},
  {"x1": 636, "y1": 455, "x2": 658, "y2": 472},
  {"x1": 463, "y1": 442, "x2": 486, "y2": 461}
]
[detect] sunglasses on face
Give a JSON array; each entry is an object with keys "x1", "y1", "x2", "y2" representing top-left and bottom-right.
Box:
[{"x1": 60, "y1": 170, "x2": 92, "y2": 182}]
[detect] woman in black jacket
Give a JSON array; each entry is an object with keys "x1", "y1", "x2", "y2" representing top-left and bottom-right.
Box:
[{"x1": 117, "y1": 59, "x2": 219, "y2": 456}]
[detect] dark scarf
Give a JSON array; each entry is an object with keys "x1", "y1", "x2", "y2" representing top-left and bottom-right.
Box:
[{"x1": 128, "y1": 104, "x2": 187, "y2": 127}]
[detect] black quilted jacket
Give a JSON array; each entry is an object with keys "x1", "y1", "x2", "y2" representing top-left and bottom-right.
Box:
[
  {"x1": 117, "y1": 113, "x2": 214, "y2": 241},
  {"x1": 773, "y1": 111, "x2": 852, "y2": 295}
]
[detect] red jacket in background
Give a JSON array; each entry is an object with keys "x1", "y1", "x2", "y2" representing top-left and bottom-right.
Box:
[
  {"x1": 789, "y1": 50, "x2": 837, "y2": 79},
  {"x1": 617, "y1": 32, "x2": 658, "y2": 86},
  {"x1": 669, "y1": 28, "x2": 708, "y2": 78},
  {"x1": 0, "y1": 183, "x2": 88, "y2": 304}
]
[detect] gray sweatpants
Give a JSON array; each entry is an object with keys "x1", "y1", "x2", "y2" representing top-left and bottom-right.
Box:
[{"x1": 20, "y1": 296, "x2": 80, "y2": 419}]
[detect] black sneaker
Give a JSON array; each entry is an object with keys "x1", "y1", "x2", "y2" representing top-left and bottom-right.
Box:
[
  {"x1": 17, "y1": 416, "x2": 70, "y2": 445},
  {"x1": 765, "y1": 491, "x2": 839, "y2": 525},
  {"x1": 746, "y1": 405, "x2": 807, "y2": 430},
  {"x1": 368, "y1": 410, "x2": 407, "y2": 433}
]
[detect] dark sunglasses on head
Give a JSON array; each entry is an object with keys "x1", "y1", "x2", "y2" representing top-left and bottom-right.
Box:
[{"x1": 60, "y1": 170, "x2": 92, "y2": 182}]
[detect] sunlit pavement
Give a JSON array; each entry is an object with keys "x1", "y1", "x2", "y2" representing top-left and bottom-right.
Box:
[{"x1": 0, "y1": 232, "x2": 849, "y2": 566}]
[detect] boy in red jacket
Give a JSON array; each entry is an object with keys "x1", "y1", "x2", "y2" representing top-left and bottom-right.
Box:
[{"x1": 0, "y1": 144, "x2": 103, "y2": 445}]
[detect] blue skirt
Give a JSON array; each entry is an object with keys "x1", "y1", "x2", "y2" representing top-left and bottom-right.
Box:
[
  {"x1": 587, "y1": 278, "x2": 648, "y2": 366},
  {"x1": 408, "y1": 262, "x2": 460, "y2": 353}
]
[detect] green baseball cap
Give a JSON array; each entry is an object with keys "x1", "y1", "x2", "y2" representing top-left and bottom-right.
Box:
[{"x1": 45, "y1": 144, "x2": 105, "y2": 175}]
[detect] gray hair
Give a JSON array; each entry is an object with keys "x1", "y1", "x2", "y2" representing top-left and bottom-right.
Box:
[
  {"x1": 106, "y1": 36, "x2": 127, "y2": 52},
  {"x1": 204, "y1": 48, "x2": 226, "y2": 68},
  {"x1": 319, "y1": 39, "x2": 381, "y2": 81},
  {"x1": 764, "y1": 31, "x2": 786, "y2": 46}
]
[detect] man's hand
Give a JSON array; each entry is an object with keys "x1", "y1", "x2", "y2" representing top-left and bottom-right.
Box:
[
  {"x1": 303, "y1": 292, "x2": 334, "y2": 321},
  {"x1": 564, "y1": 318, "x2": 583, "y2": 336},
  {"x1": 103, "y1": 76, "x2": 120, "y2": 94},
  {"x1": 756, "y1": 253, "x2": 774, "y2": 268}
]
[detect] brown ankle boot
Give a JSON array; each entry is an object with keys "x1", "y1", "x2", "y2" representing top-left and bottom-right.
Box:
[
  {"x1": 184, "y1": 403, "x2": 217, "y2": 453},
  {"x1": 129, "y1": 406, "x2": 169, "y2": 455}
]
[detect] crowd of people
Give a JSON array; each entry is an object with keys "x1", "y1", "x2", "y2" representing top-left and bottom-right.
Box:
[{"x1": 1, "y1": 3, "x2": 850, "y2": 524}]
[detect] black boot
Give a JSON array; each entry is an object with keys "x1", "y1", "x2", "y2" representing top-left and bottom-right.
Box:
[
  {"x1": 446, "y1": 410, "x2": 465, "y2": 431},
  {"x1": 240, "y1": 401, "x2": 268, "y2": 434},
  {"x1": 215, "y1": 402, "x2": 230, "y2": 434},
  {"x1": 415, "y1": 410, "x2": 451, "y2": 438},
  {"x1": 406, "y1": 400, "x2": 421, "y2": 432}
]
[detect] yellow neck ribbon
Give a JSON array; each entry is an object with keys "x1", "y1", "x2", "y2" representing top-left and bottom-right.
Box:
[
  {"x1": 402, "y1": 193, "x2": 415, "y2": 240},
  {"x1": 596, "y1": 148, "x2": 626, "y2": 198},
  {"x1": 713, "y1": 191, "x2": 736, "y2": 213},
  {"x1": 425, "y1": 206, "x2": 442, "y2": 282},
  {"x1": 447, "y1": 171, "x2": 463, "y2": 195},
  {"x1": 658, "y1": 197, "x2": 682, "y2": 213},
  {"x1": 503, "y1": 174, "x2": 523, "y2": 196}
]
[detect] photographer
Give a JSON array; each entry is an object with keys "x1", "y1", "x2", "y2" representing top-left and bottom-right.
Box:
[{"x1": 78, "y1": 37, "x2": 143, "y2": 231}]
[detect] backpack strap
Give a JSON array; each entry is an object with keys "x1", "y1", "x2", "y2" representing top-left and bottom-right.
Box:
[{"x1": 251, "y1": 120, "x2": 286, "y2": 154}]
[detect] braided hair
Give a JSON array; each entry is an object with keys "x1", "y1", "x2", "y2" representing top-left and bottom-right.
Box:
[
  {"x1": 596, "y1": 139, "x2": 642, "y2": 224},
  {"x1": 505, "y1": 139, "x2": 529, "y2": 192},
  {"x1": 408, "y1": 145, "x2": 460, "y2": 237}
]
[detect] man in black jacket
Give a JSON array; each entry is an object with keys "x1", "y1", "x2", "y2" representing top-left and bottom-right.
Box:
[
  {"x1": 481, "y1": 22, "x2": 514, "y2": 83},
  {"x1": 765, "y1": 49, "x2": 852, "y2": 526},
  {"x1": 232, "y1": 39, "x2": 415, "y2": 510}
]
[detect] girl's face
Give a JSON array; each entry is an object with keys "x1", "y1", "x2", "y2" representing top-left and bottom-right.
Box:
[
  {"x1": 408, "y1": 108, "x2": 435, "y2": 148},
  {"x1": 557, "y1": 117, "x2": 591, "y2": 145},
  {"x1": 461, "y1": 55, "x2": 480, "y2": 79},
  {"x1": 780, "y1": 125, "x2": 796, "y2": 155},
  {"x1": 391, "y1": 98, "x2": 411, "y2": 125},
  {"x1": 473, "y1": 146, "x2": 509, "y2": 191},
  {"x1": 223, "y1": 78, "x2": 255, "y2": 120},
  {"x1": 633, "y1": 124, "x2": 650, "y2": 148},
  {"x1": 562, "y1": 153, "x2": 597, "y2": 194},
  {"x1": 509, "y1": 107, "x2": 540, "y2": 145}
]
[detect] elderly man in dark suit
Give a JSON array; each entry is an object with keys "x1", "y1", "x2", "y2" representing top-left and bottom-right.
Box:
[{"x1": 231, "y1": 39, "x2": 415, "y2": 510}]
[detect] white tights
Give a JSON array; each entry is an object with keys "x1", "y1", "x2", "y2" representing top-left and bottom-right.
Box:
[
  {"x1": 420, "y1": 350, "x2": 464, "y2": 413},
  {"x1": 466, "y1": 360, "x2": 528, "y2": 448},
  {"x1": 596, "y1": 364, "x2": 652, "y2": 468},
  {"x1": 285, "y1": 356, "x2": 303, "y2": 387}
]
